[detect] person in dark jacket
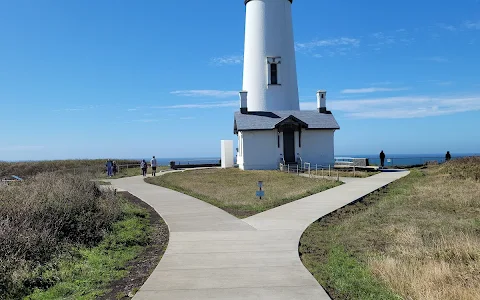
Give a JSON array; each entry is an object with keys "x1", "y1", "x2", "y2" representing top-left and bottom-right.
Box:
[
  {"x1": 380, "y1": 151, "x2": 386, "y2": 168},
  {"x1": 445, "y1": 151, "x2": 452, "y2": 162},
  {"x1": 140, "y1": 159, "x2": 148, "y2": 177}
]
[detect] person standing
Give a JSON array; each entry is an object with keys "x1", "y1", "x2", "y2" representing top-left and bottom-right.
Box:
[
  {"x1": 140, "y1": 159, "x2": 148, "y2": 177},
  {"x1": 380, "y1": 151, "x2": 386, "y2": 168},
  {"x1": 112, "y1": 161, "x2": 118, "y2": 176},
  {"x1": 151, "y1": 156, "x2": 158, "y2": 176},
  {"x1": 445, "y1": 151, "x2": 452, "y2": 162},
  {"x1": 106, "y1": 159, "x2": 113, "y2": 177}
]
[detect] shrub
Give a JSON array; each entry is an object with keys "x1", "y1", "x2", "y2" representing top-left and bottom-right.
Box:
[{"x1": 0, "y1": 173, "x2": 121, "y2": 299}]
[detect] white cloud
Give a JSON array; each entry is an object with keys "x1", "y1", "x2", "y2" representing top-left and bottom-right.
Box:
[
  {"x1": 300, "y1": 95, "x2": 480, "y2": 119},
  {"x1": 211, "y1": 55, "x2": 243, "y2": 66},
  {"x1": 425, "y1": 56, "x2": 449, "y2": 63},
  {"x1": 171, "y1": 90, "x2": 238, "y2": 98},
  {"x1": 127, "y1": 108, "x2": 138, "y2": 111},
  {"x1": 155, "y1": 101, "x2": 237, "y2": 109},
  {"x1": 437, "y1": 23, "x2": 456, "y2": 31},
  {"x1": 341, "y1": 87, "x2": 410, "y2": 94},
  {"x1": 464, "y1": 21, "x2": 480, "y2": 30},
  {"x1": 0, "y1": 145, "x2": 45, "y2": 152},
  {"x1": 295, "y1": 37, "x2": 360, "y2": 56}
]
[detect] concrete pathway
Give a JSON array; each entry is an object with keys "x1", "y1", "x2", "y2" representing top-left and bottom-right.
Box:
[{"x1": 109, "y1": 171, "x2": 409, "y2": 300}]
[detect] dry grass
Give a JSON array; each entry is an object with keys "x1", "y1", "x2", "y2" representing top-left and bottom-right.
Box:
[
  {"x1": 0, "y1": 159, "x2": 139, "y2": 179},
  {"x1": 300, "y1": 157, "x2": 480, "y2": 300},
  {"x1": 146, "y1": 168, "x2": 342, "y2": 218},
  {"x1": 0, "y1": 173, "x2": 121, "y2": 299}
]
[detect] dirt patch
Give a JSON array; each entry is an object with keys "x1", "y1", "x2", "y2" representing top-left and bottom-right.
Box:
[{"x1": 99, "y1": 192, "x2": 169, "y2": 300}]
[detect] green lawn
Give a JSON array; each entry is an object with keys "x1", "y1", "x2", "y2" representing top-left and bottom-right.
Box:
[
  {"x1": 146, "y1": 168, "x2": 342, "y2": 218},
  {"x1": 25, "y1": 199, "x2": 154, "y2": 300},
  {"x1": 299, "y1": 158, "x2": 480, "y2": 300}
]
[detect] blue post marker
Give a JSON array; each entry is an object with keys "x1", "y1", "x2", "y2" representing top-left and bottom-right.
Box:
[{"x1": 256, "y1": 181, "x2": 264, "y2": 200}]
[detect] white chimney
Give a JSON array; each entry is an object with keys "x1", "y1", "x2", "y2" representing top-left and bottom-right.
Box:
[
  {"x1": 316, "y1": 90, "x2": 327, "y2": 113},
  {"x1": 239, "y1": 91, "x2": 248, "y2": 114}
]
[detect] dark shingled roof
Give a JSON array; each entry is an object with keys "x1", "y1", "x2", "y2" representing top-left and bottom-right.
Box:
[{"x1": 234, "y1": 110, "x2": 340, "y2": 133}]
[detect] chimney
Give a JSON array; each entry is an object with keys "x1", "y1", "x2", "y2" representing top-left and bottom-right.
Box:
[
  {"x1": 239, "y1": 91, "x2": 248, "y2": 114},
  {"x1": 316, "y1": 90, "x2": 327, "y2": 113}
]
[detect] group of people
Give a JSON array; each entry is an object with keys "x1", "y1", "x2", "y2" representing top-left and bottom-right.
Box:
[
  {"x1": 105, "y1": 159, "x2": 118, "y2": 177},
  {"x1": 379, "y1": 150, "x2": 453, "y2": 168},
  {"x1": 140, "y1": 156, "x2": 158, "y2": 177}
]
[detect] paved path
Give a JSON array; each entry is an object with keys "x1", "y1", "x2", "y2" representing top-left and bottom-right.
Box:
[{"x1": 109, "y1": 171, "x2": 409, "y2": 300}]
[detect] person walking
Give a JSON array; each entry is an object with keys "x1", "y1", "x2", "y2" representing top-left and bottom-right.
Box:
[
  {"x1": 445, "y1": 151, "x2": 452, "y2": 162},
  {"x1": 140, "y1": 159, "x2": 148, "y2": 177},
  {"x1": 106, "y1": 159, "x2": 113, "y2": 177},
  {"x1": 112, "y1": 161, "x2": 118, "y2": 176},
  {"x1": 380, "y1": 150, "x2": 386, "y2": 169},
  {"x1": 151, "y1": 156, "x2": 158, "y2": 176}
]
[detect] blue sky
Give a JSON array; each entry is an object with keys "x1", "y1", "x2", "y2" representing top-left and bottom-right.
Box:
[{"x1": 1, "y1": 0, "x2": 480, "y2": 161}]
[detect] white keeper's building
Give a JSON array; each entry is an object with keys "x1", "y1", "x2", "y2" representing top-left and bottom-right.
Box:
[{"x1": 234, "y1": 0, "x2": 340, "y2": 170}]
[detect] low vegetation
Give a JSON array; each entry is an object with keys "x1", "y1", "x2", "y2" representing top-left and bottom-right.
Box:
[
  {"x1": 0, "y1": 159, "x2": 139, "y2": 179},
  {"x1": 146, "y1": 168, "x2": 342, "y2": 218},
  {"x1": 299, "y1": 157, "x2": 480, "y2": 300},
  {"x1": 97, "y1": 165, "x2": 169, "y2": 179},
  {"x1": 0, "y1": 172, "x2": 167, "y2": 299}
]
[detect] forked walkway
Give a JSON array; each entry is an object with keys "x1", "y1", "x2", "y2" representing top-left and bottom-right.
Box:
[{"x1": 110, "y1": 171, "x2": 409, "y2": 300}]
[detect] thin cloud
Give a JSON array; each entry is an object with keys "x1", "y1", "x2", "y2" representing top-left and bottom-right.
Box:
[
  {"x1": 295, "y1": 37, "x2": 360, "y2": 57},
  {"x1": 155, "y1": 101, "x2": 237, "y2": 109},
  {"x1": 464, "y1": 21, "x2": 480, "y2": 30},
  {"x1": 171, "y1": 90, "x2": 238, "y2": 98},
  {"x1": 424, "y1": 56, "x2": 449, "y2": 63},
  {"x1": 436, "y1": 23, "x2": 456, "y2": 31},
  {"x1": 211, "y1": 55, "x2": 243, "y2": 66},
  {"x1": 300, "y1": 95, "x2": 480, "y2": 119},
  {"x1": 341, "y1": 87, "x2": 410, "y2": 94},
  {"x1": 0, "y1": 145, "x2": 45, "y2": 151}
]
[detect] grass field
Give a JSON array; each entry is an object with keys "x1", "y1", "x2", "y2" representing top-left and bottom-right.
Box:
[
  {"x1": 25, "y1": 200, "x2": 154, "y2": 300},
  {"x1": 0, "y1": 159, "x2": 139, "y2": 178},
  {"x1": 146, "y1": 168, "x2": 342, "y2": 218},
  {"x1": 299, "y1": 157, "x2": 480, "y2": 300},
  {"x1": 0, "y1": 172, "x2": 168, "y2": 300}
]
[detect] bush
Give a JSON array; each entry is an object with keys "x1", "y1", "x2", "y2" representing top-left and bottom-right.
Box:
[{"x1": 0, "y1": 173, "x2": 121, "y2": 299}]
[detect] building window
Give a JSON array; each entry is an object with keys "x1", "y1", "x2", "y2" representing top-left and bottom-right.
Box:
[
  {"x1": 267, "y1": 57, "x2": 281, "y2": 85},
  {"x1": 277, "y1": 132, "x2": 280, "y2": 148},
  {"x1": 271, "y1": 63, "x2": 278, "y2": 85}
]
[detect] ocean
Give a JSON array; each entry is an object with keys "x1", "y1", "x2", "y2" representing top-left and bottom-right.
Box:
[{"x1": 131, "y1": 154, "x2": 480, "y2": 167}]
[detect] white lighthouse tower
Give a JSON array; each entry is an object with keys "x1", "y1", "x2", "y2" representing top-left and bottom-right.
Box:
[
  {"x1": 242, "y1": 0, "x2": 299, "y2": 111},
  {"x1": 234, "y1": 0, "x2": 340, "y2": 170}
]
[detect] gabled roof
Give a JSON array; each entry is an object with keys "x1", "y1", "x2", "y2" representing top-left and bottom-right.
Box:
[{"x1": 234, "y1": 110, "x2": 340, "y2": 134}]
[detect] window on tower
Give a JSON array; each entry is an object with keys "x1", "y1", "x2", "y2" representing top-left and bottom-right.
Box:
[
  {"x1": 267, "y1": 57, "x2": 281, "y2": 86},
  {"x1": 270, "y1": 63, "x2": 278, "y2": 85}
]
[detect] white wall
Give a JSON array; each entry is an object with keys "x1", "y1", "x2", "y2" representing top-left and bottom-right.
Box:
[
  {"x1": 238, "y1": 130, "x2": 282, "y2": 170},
  {"x1": 221, "y1": 140, "x2": 234, "y2": 168},
  {"x1": 297, "y1": 129, "x2": 335, "y2": 167},
  {"x1": 242, "y1": 0, "x2": 300, "y2": 112}
]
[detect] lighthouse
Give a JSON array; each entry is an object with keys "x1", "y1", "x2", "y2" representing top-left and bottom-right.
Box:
[
  {"x1": 242, "y1": 0, "x2": 299, "y2": 111},
  {"x1": 233, "y1": 0, "x2": 340, "y2": 170}
]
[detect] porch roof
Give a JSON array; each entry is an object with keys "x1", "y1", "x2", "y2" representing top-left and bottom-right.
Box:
[{"x1": 234, "y1": 110, "x2": 340, "y2": 134}]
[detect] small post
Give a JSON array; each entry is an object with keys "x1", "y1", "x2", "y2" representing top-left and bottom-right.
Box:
[
  {"x1": 297, "y1": 164, "x2": 299, "y2": 175},
  {"x1": 287, "y1": 165, "x2": 290, "y2": 173},
  {"x1": 329, "y1": 165, "x2": 331, "y2": 177},
  {"x1": 353, "y1": 166, "x2": 356, "y2": 177},
  {"x1": 315, "y1": 164, "x2": 318, "y2": 176},
  {"x1": 322, "y1": 168, "x2": 324, "y2": 179},
  {"x1": 337, "y1": 170, "x2": 339, "y2": 181}
]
